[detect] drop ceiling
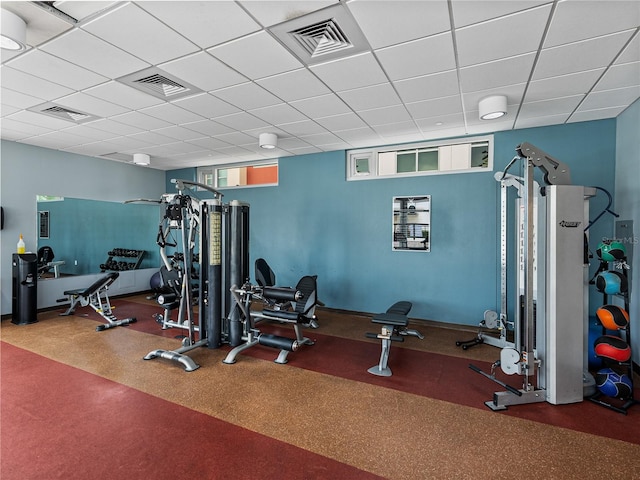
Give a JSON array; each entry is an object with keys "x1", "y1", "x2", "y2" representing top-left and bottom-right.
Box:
[{"x1": 1, "y1": 0, "x2": 638, "y2": 170}]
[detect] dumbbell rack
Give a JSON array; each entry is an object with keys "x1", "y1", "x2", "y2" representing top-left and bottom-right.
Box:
[
  {"x1": 100, "y1": 248, "x2": 145, "y2": 272},
  {"x1": 589, "y1": 258, "x2": 637, "y2": 414}
]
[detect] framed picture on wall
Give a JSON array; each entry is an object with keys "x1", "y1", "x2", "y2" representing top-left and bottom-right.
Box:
[{"x1": 39, "y1": 210, "x2": 49, "y2": 239}]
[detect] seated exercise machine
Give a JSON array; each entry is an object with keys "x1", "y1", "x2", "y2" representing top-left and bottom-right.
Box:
[
  {"x1": 58, "y1": 272, "x2": 137, "y2": 331},
  {"x1": 366, "y1": 301, "x2": 423, "y2": 376},
  {"x1": 254, "y1": 257, "x2": 320, "y2": 328},
  {"x1": 222, "y1": 275, "x2": 318, "y2": 364}
]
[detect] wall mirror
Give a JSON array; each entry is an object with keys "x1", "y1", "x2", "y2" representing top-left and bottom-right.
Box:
[
  {"x1": 36, "y1": 196, "x2": 161, "y2": 279},
  {"x1": 393, "y1": 195, "x2": 430, "y2": 252}
]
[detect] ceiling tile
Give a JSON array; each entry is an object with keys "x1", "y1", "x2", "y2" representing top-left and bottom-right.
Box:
[
  {"x1": 40, "y1": 29, "x2": 150, "y2": 79},
  {"x1": 181, "y1": 119, "x2": 235, "y2": 137},
  {"x1": 415, "y1": 112, "x2": 465, "y2": 131},
  {"x1": 568, "y1": 105, "x2": 628, "y2": 123},
  {"x1": 289, "y1": 94, "x2": 351, "y2": 118},
  {"x1": 356, "y1": 105, "x2": 412, "y2": 126},
  {"x1": 127, "y1": 131, "x2": 180, "y2": 146},
  {"x1": 310, "y1": 52, "x2": 388, "y2": 91},
  {"x1": 545, "y1": 0, "x2": 640, "y2": 48},
  {"x1": 153, "y1": 125, "x2": 208, "y2": 142},
  {"x1": 208, "y1": 31, "x2": 302, "y2": 80},
  {"x1": 110, "y1": 111, "x2": 174, "y2": 130},
  {"x1": 186, "y1": 137, "x2": 234, "y2": 150},
  {"x1": 534, "y1": 30, "x2": 636, "y2": 80},
  {"x1": 451, "y1": 0, "x2": 551, "y2": 28},
  {"x1": 256, "y1": 69, "x2": 332, "y2": 102},
  {"x1": 1, "y1": 67, "x2": 74, "y2": 101},
  {"x1": 249, "y1": 103, "x2": 309, "y2": 125},
  {"x1": 376, "y1": 32, "x2": 456, "y2": 81},
  {"x1": 515, "y1": 113, "x2": 572, "y2": 129},
  {"x1": 60, "y1": 125, "x2": 119, "y2": 142},
  {"x1": 7, "y1": 110, "x2": 83, "y2": 130},
  {"x1": 173, "y1": 93, "x2": 241, "y2": 119},
  {"x1": 238, "y1": 0, "x2": 337, "y2": 27},
  {"x1": 87, "y1": 119, "x2": 145, "y2": 136},
  {"x1": 595, "y1": 62, "x2": 640, "y2": 91},
  {"x1": 338, "y1": 83, "x2": 401, "y2": 111},
  {"x1": 2, "y1": 117, "x2": 54, "y2": 136},
  {"x1": 83, "y1": 81, "x2": 164, "y2": 110},
  {"x1": 334, "y1": 126, "x2": 381, "y2": 144},
  {"x1": 347, "y1": 0, "x2": 450, "y2": 49},
  {"x1": 55, "y1": 92, "x2": 129, "y2": 118},
  {"x1": 0, "y1": 87, "x2": 44, "y2": 110},
  {"x1": 394, "y1": 70, "x2": 460, "y2": 103},
  {"x1": 580, "y1": 86, "x2": 640, "y2": 111},
  {"x1": 65, "y1": 140, "x2": 124, "y2": 157},
  {"x1": 160, "y1": 52, "x2": 248, "y2": 92},
  {"x1": 278, "y1": 119, "x2": 329, "y2": 137},
  {"x1": 525, "y1": 69, "x2": 606, "y2": 102},
  {"x1": 519, "y1": 95, "x2": 584, "y2": 118},
  {"x1": 211, "y1": 82, "x2": 282, "y2": 111},
  {"x1": 456, "y1": 4, "x2": 552, "y2": 67},
  {"x1": 315, "y1": 112, "x2": 368, "y2": 131},
  {"x1": 139, "y1": 1, "x2": 261, "y2": 48},
  {"x1": 374, "y1": 121, "x2": 422, "y2": 140},
  {"x1": 209, "y1": 112, "x2": 270, "y2": 131},
  {"x1": 459, "y1": 53, "x2": 536, "y2": 93},
  {"x1": 405, "y1": 95, "x2": 463, "y2": 120},
  {"x1": 82, "y1": 3, "x2": 199, "y2": 65},
  {"x1": 615, "y1": 33, "x2": 639, "y2": 64},
  {"x1": 139, "y1": 103, "x2": 206, "y2": 125},
  {"x1": 8, "y1": 50, "x2": 108, "y2": 91}
]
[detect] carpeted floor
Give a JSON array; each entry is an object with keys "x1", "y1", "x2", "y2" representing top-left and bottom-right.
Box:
[{"x1": 1, "y1": 295, "x2": 639, "y2": 479}]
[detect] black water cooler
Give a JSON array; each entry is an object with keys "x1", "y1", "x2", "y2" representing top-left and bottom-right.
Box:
[{"x1": 12, "y1": 253, "x2": 38, "y2": 325}]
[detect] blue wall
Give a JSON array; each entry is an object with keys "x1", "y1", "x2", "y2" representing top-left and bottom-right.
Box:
[{"x1": 166, "y1": 120, "x2": 617, "y2": 326}]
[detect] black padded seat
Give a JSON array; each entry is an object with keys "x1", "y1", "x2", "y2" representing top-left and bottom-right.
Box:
[
  {"x1": 63, "y1": 272, "x2": 119, "y2": 297},
  {"x1": 371, "y1": 312, "x2": 409, "y2": 326}
]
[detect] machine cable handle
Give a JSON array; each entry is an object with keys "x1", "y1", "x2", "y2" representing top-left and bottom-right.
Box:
[
  {"x1": 585, "y1": 186, "x2": 619, "y2": 231},
  {"x1": 468, "y1": 363, "x2": 523, "y2": 396}
]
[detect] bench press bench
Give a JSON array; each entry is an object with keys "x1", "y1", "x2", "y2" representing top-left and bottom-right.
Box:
[
  {"x1": 366, "y1": 301, "x2": 424, "y2": 377},
  {"x1": 58, "y1": 272, "x2": 136, "y2": 332}
]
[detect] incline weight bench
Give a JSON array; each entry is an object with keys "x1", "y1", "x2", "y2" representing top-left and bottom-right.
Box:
[
  {"x1": 58, "y1": 272, "x2": 137, "y2": 332},
  {"x1": 366, "y1": 301, "x2": 424, "y2": 377}
]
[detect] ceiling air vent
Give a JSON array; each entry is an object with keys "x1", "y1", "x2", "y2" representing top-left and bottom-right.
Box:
[
  {"x1": 117, "y1": 67, "x2": 202, "y2": 101},
  {"x1": 290, "y1": 19, "x2": 353, "y2": 58},
  {"x1": 29, "y1": 103, "x2": 97, "y2": 124},
  {"x1": 270, "y1": 3, "x2": 370, "y2": 65}
]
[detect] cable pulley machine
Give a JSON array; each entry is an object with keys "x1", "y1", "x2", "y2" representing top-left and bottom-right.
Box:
[{"x1": 470, "y1": 143, "x2": 596, "y2": 410}]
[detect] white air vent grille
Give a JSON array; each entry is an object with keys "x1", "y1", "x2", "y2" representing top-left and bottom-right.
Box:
[
  {"x1": 270, "y1": 4, "x2": 370, "y2": 65},
  {"x1": 29, "y1": 103, "x2": 97, "y2": 123},
  {"x1": 117, "y1": 67, "x2": 202, "y2": 101},
  {"x1": 290, "y1": 19, "x2": 353, "y2": 58},
  {"x1": 133, "y1": 74, "x2": 190, "y2": 98}
]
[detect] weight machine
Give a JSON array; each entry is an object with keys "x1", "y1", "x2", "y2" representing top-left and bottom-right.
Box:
[
  {"x1": 470, "y1": 143, "x2": 595, "y2": 410},
  {"x1": 143, "y1": 179, "x2": 317, "y2": 371}
]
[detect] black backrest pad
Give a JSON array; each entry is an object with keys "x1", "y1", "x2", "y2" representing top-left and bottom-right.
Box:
[
  {"x1": 386, "y1": 301, "x2": 412, "y2": 316},
  {"x1": 81, "y1": 272, "x2": 120, "y2": 297}
]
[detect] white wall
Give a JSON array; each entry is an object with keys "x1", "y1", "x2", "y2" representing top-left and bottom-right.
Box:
[
  {"x1": 0, "y1": 140, "x2": 166, "y2": 315},
  {"x1": 615, "y1": 98, "x2": 640, "y2": 366}
]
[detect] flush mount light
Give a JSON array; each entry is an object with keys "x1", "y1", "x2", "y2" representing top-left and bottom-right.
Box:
[
  {"x1": 1, "y1": 9, "x2": 27, "y2": 51},
  {"x1": 133, "y1": 153, "x2": 151, "y2": 165},
  {"x1": 479, "y1": 95, "x2": 507, "y2": 120},
  {"x1": 259, "y1": 133, "x2": 278, "y2": 149}
]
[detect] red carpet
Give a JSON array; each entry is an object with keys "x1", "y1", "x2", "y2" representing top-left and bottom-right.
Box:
[{"x1": 0, "y1": 342, "x2": 384, "y2": 480}]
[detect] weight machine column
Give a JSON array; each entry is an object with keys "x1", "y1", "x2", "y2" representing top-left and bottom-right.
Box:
[
  {"x1": 203, "y1": 199, "x2": 223, "y2": 349},
  {"x1": 226, "y1": 200, "x2": 250, "y2": 346}
]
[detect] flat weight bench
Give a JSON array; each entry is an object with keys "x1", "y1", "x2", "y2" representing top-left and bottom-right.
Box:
[
  {"x1": 58, "y1": 272, "x2": 136, "y2": 332},
  {"x1": 365, "y1": 301, "x2": 424, "y2": 377}
]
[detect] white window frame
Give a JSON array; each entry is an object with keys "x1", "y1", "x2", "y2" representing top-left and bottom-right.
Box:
[
  {"x1": 197, "y1": 159, "x2": 279, "y2": 190},
  {"x1": 346, "y1": 135, "x2": 493, "y2": 181}
]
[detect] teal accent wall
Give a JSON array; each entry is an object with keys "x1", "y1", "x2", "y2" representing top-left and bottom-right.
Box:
[{"x1": 167, "y1": 119, "x2": 617, "y2": 326}]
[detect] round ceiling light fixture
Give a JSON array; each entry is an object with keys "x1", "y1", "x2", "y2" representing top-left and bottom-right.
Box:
[
  {"x1": 479, "y1": 95, "x2": 508, "y2": 120},
  {"x1": 259, "y1": 132, "x2": 278, "y2": 149},
  {"x1": 1, "y1": 9, "x2": 27, "y2": 51}
]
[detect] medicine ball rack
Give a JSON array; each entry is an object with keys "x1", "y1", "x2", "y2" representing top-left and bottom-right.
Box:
[
  {"x1": 589, "y1": 248, "x2": 637, "y2": 415},
  {"x1": 100, "y1": 248, "x2": 145, "y2": 272}
]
